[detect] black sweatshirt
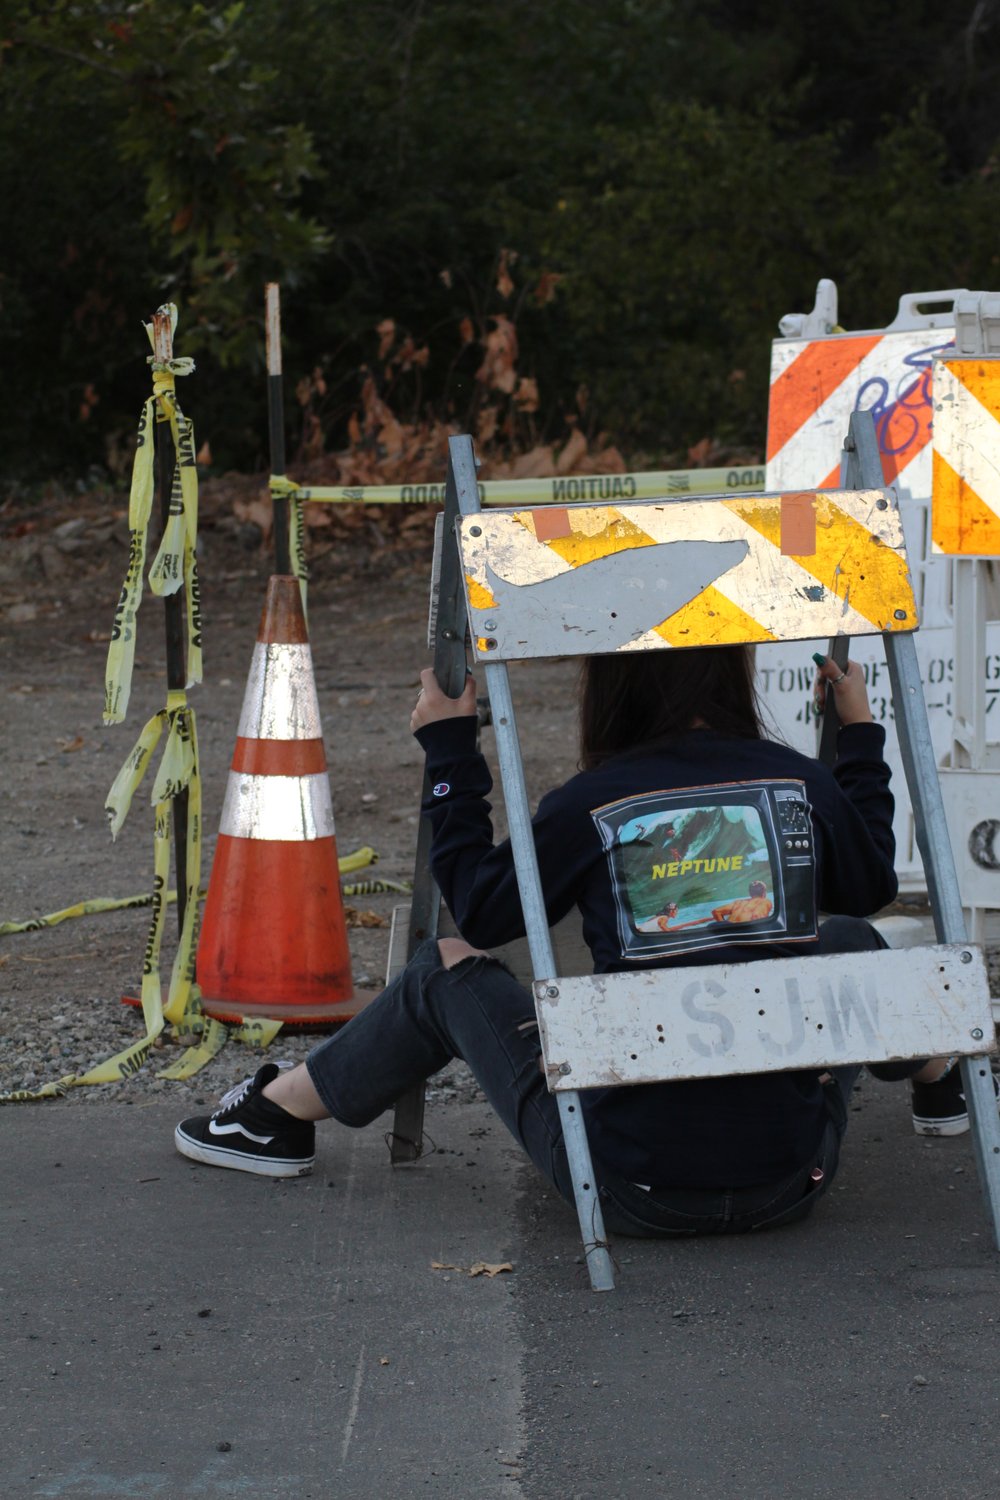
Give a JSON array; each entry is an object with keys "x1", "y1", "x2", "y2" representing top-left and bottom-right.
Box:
[{"x1": 415, "y1": 717, "x2": 896, "y2": 1188}]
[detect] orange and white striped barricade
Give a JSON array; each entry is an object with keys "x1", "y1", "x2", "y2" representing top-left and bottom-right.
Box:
[
  {"x1": 763, "y1": 283, "x2": 979, "y2": 889},
  {"x1": 197, "y1": 575, "x2": 356, "y2": 1024},
  {"x1": 933, "y1": 355, "x2": 1000, "y2": 558},
  {"x1": 932, "y1": 298, "x2": 1000, "y2": 938}
]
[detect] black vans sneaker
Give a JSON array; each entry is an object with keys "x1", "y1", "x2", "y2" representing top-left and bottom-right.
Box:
[
  {"x1": 911, "y1": 1063, "x2": 1000, "y2": 1137},
  {"x1": 175, "y1": 1063, "x2": 315, "y2": 1176}
]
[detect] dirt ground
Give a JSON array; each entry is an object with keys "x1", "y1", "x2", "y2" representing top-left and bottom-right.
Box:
[
  {"x1": 0, "y1": 478, "x2": 583, "y2": 1105},
  {"x1": 2, "y1": 475, "x2": 988, "y2": 1111}
]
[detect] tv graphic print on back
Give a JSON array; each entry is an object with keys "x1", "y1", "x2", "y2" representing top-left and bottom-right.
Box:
[{"x1": 592, "y1": 779, "x2": 818, "y2": 959}]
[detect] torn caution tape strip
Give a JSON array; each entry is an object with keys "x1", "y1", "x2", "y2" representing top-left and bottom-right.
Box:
[
  {"x1": 103, "y1": 690, "x2": 202, "y2": 1022},
  {"x1": 104, "y1": 306, "x2": 202, "y2": 725},
  {"x1": 342, "y1": 878, "x2": 411, "y2": 896},
  {"x1": 0, "y1": 847, "x2": 381, "y2": 937},
  {"x1": 0, "y1": 891, "x2": 188, "y2": 937}
]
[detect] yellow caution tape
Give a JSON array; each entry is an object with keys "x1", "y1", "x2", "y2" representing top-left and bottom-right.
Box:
[
  {"x1": 342, "y1": 878, "x2": 411, "y2": 896},
  {"x1": 269, "y1": 473, "x2": 300, "y2": 500},
  {"x1": 0, "y1": 848, "x2": 380, "y2": 937},
  {"x1": 148, "y1": 393, "x2": 203, "y2": 688},
  {"x1": 0, "y1": 806, "x2": 174, "y2": 1101},
  {"x1": 290, "y1": 487, "x2": 308, "y2": 617},
  {"x1": 105, "y1": 703, "x2": 172, "y2": 839},
  {"x1": 231, "y1": 1016, "x2": 284, "y2": 1047},
  {"x1": 104, "y1": 689, "x2": 203, "y2": 1030},
  {"x1": 0, "y1": 891, "x2": 173, "y2": 936},
  {"x1": 104, "y1": 307, "x2": 200, "y2": 725},
  {"x1": 270, "y1": 468, "x2": 765, "y2": 592},
  {"x1": 158, "y1": 1010, "x2": 285, "y2": 1082},
  {"x1": 163, "y1": 707, "x2": 202, "y2": 1027},
  {"x1": 158, "y1": 1009, "x2": 230, "y2": 1081},
  {"x1": 148, "y1": 401, "x2": 188, "y2": 595},
  {"x1": 104, "y1": 397, "x2": 155, "y2": 723},
  {"x1": 337, "y1": 844, "x2": 378, "y2": 874},
  {"x1": 287, "y1": 466, "x2": 766, "y2": 509},
  {"x1": 152, "y1": 698, "x2": 196, "y2": 804},
  {"x1": 0, "y1": 833, "x2": 384, "y2": 1098},
  {"x1": 269, "y1": 474, "x2": 308, "y2": 611}
]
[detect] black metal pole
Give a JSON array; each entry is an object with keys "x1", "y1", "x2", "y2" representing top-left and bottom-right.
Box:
[
  {"x1": 266, "y1": 283, "x2": 291, "y2": 575},
  {"x1": 390, "y1": 448, "x2": 471, "y2": 1162},
  {"x1": 151, "y1": 308, "x2": 189, "y2": 936}
]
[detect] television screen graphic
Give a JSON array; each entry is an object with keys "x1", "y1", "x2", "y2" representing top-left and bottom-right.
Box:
[{"x1": 592, "y1": 779, "x2": 817, "y2": 959}]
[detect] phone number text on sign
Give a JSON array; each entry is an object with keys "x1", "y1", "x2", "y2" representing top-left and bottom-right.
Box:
[{"x1": 757, "y1": 626, "x2": 1000, "y2": 886}]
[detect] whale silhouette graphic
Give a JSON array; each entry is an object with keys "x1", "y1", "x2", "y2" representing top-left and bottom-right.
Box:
[{"x1": 479, "y1": 538, "x2": 750, "y2": 651}]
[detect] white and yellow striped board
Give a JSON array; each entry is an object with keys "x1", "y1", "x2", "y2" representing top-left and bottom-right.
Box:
[
  {"x1": 932, "y1": 358, "x2": 1000, "y2": 556},
  {"x1": 458, "y1": 490, "x2": 917, "y2": 661}
]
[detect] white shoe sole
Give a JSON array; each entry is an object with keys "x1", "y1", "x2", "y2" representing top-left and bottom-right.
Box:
[
  {"x1": 912, "y1": 1116, "x2": 970, "y2": 1137},
  {"x1": 175, "y1": 1125, "x2": 313, "y2": 1176}
]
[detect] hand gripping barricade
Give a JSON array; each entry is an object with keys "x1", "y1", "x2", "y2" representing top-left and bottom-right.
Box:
[{"x1": 441, "y1": 419, "x2": 1000, "y2": 1291}]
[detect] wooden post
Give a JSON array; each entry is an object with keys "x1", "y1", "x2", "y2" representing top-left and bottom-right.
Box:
[{"x1": 265, "y1": 284, "x2": 292, "y2": 575}]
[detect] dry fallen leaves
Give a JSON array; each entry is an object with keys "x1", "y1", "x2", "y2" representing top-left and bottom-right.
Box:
[
  {"x1": 431, "y1": 1261, "x2": 514, "y2": 1278},
  {"x1": 232, "y1": 493, "x2": 273, "y2": 541},
  {"x1": 514, "y1": 376, "x2": 539, "y2": 414},
  {"x1": 556, "y1": 428, "x2": 588, "y2": 475},
  {"x1": 342, "y1": 907, "x2": 389, "y2": 929},
  {"x1": 377, "y1": 319, "x2": 396, "y2": 361},
  {"x1": 534, "y1": 270, "x2": 562, "y2": 306},
  {"x1": 475, "y1": 316, "x2": 518, "y2": 395},
  {"x1": 496, "y1": 248, "x2": 517, "y2": 300}
]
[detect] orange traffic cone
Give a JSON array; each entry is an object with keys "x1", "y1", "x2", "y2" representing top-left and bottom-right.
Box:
[{"x1": 197, "y1": 576, "x2": 356, "y2": 1024}]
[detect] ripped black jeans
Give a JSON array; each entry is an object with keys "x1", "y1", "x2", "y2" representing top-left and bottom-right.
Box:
[{"x1": 304, "y1": 918, "x2": 884, "y2": 1239}]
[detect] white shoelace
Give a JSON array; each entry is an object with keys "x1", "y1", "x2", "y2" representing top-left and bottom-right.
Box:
[{"x1": 214, "y1": 1061, "x2": 296, "y2": 1116}]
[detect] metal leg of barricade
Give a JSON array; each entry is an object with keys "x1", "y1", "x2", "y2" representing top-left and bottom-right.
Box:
[
  {"x1": 479, "y1": 657, "x2": 615, "y2": 1290},
  {"x1": 883, "y1": 628, "x2": 1000, "y2": 1248},
  {"x1": 557, "y1": 1092, "x2": 616, "y2": 1291},
  {"x1": 389, "y1": 441, "x2": 471, "y2": 1164},
  {"x1": 449, "y1": 433, "x2": 616, "y2": 1289},
  {"x1": 843, "y1": 414, "x2": 1000, "y2": 1247}
]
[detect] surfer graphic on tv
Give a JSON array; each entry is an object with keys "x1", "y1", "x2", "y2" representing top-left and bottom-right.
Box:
[{"x1": 711, "y1": 879, "x2": 773, "y2": 924}]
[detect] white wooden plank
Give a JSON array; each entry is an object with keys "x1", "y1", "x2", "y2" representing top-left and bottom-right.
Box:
[{"x1": 533, "y1": 945, "x2": 994, "y2": 1090}]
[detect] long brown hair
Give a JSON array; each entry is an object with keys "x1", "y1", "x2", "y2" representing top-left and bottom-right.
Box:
[{"x1": 578, "y1": 646, "x2": 763, "y2": 769}]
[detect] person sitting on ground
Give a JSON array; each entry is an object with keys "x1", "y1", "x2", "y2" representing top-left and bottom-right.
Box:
[{"x1": 174, "y1": 648, "x2": 961, "y2": 1234}]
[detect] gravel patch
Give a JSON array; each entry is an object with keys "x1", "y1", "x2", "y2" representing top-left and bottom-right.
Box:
[{"x1": 0, "y1": 985, "x2": 487, "y2": 1111}]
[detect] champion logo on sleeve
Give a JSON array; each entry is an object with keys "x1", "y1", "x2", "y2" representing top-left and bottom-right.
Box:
[{"x1": 432, "y1": 782, "x2": 451, "y2": 797}]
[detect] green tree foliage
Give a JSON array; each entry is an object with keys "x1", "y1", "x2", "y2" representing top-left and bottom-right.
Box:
[
  {"x1": 1, "y1": 0, "x2": 999, "y2": 479},
  {"x1": 1, "y1": 1, "x2": 326, "y2": 472}
]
